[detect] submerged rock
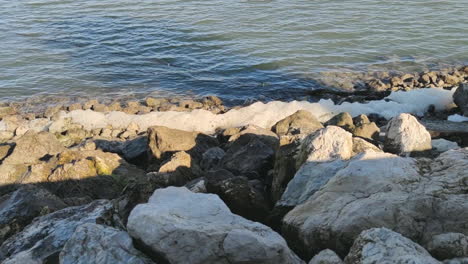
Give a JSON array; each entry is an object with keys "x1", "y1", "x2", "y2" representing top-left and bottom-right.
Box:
[
  {"x1": 127, "y1": 187, "x2": 303, "y2": 264},
  {"x1": 59, "y1": 223, "x2": 154, "y2": 264},
  {"x1": 0, "y1": 200, "x2": 113, "y2": 263},
  {"x1": 384, "y1": 113, "x2": 432, "y2": 154},
  {"x1": 345, "y1": 228, "x2": 439, "y2": 264}
]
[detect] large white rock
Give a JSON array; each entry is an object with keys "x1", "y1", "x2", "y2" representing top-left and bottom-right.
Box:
[
  {"x1": 282, "y1": 148, "x2": 468, "y2": 258},
  {"x1": 59, "y1": 223, "x2": 154, "y2": 264},
  {"x1": 384, "y1": 113, "x2": 432, "y2": 154},
  {"x1": 296, "y1": 126, "x2": 353, "y2": 168},
  {"x1": 345, "y1": 228, "x2": 440, "y2": 264},
  {"x1": 127, "y1": 187, "x2": 304, "y2": 264}
]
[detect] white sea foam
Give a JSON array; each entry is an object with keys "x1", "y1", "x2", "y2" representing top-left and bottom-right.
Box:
[{"x1": 61, "y1": 88, "x2": 455, "y2": 134}]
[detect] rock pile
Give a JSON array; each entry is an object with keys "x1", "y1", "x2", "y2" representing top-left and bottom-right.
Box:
[{"x1": 0, "y1": 94, "x2": 467, "y2": 263}]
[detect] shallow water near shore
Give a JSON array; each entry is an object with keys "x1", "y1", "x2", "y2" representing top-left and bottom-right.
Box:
[{"x1": 1, "y1": 0, "x2": 468, "y2": 103}]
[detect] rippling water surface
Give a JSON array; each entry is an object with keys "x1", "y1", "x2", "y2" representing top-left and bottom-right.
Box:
[{"x1": 1, "y1": 0, "x2": 467, "y2": 103}]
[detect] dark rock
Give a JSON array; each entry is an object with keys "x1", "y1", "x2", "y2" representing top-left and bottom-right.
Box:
[
  {"x1": 207, "y1": 176, "x2": 270, "y2": 223},
  {"x1": 59, "y1": 223, "x2": 154, "y2": 264},
  {"x1": 453, "y1": 83, "x2": 468, "y2": 116},
  {"x1": 271, "y1": 110, "x2": 323, "y2": 137},
  {"x1": 200, "y1": 147, "x2": 225, "y2": 171},
  {"x1": 0, "y1": 200, "x2": 114, "y2": 263},
  {"x1": 0, "y1": 186, "x2": 67, "y2": 244}
]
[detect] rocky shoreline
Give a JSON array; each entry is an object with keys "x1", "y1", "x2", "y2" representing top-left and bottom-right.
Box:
[{"x1": 0, "y1": 83, "x2": 467, "y2": 263}]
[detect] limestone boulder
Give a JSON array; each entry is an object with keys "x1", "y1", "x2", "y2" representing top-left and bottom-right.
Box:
[
  {"x1": 127, "y1": 187, "x2": 304, "y2": 264},
  {"x1": 282, "y1": 148, "x2": 468, "y2": 259},
  {"x1": 325, "y1": 112, "x2": 354, "y2": 131},
  {"x1": 384, "y1": 113, "x2": 432, "y2": 154},
  {"x1": 272, "y1": 110, "x2": 323, "y2": 138}
]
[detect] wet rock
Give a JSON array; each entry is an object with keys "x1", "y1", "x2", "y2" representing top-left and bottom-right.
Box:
[
  {"x1": 127, "y1": 187, "x2": 303, "y2": 264},
  {"x1": 92, "y1": 103, "x2": 109, "y2": 112},
  {"x1": 325, "y1": 112, "x2": 354, "y2": 131},
  {"x1": 282, "y1": 148, "x2": 468, "y2": 258},
  {"x1": 121, "y1": 136, "x2": 148, "y2": 166},
  {"x1": 0, "y1": 186, "x2": 67, "y2": 244},
  {"x1": 59, "y1": 223, "x2": 154, "y2": 264},
  {"x1": 0, "y1": 200, "x2": 114, "y2": 264},
  {"x1": 147, "y1": 126, "x2": 218, "y2": 164},
  {"x1": 207, "y1": 176, "x2": 270, "y2": 223},
  {"x1": 83, "y1": 100, "x2": 99, "y2": 110},
  {"x1": 309, "y1": 249, "x2": 343, "y2": 264},
  {"x1": 108, "y1": 101, "x2": 122, "y2": 111},
  {"x1": 432, "y1": 138, "x2": 459, "y2": 153},
  {"x1": 425, "y1": 233, "x2": 468, "y2": 260},
  {"x1": 145, "y1": 97, "x2": 167, "y2": 108},
  {"x1": 352, "y1": 137, "x2": 382, "y2": 154},
  {"x1": 345, "y1": 228, "x2": 439, "y2": 264},
  {"x1": 272, "y1": 110, "x2": 323, "y2": 137},
  {"x1": 200, "y1": 147, "x2": 225, "y2": 171},
  {"x1": 453, "y1": 83, "x2": 468, "y2": 116},
  {"x1": 296, "y1": 126, "x2": 353, "y2": 167},
  {"x1": 384, "y1": 113, "x2": 432, "y2": 154}
]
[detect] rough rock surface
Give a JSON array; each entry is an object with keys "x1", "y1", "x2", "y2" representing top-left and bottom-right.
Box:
[
  {"x1": 200, "y1": 147, "x2": 225, "y2": 170},
  {"x1": 309, "y1": 249, "x2": 343, "y2": 264},
  {"x1": 425, "y1": 233, "x2": 468, "y2": 260},
  {"x1": 432, "y1": 138, "x2": 459, "y2": 153},
  {"x1": 384, "y1": 113, "x2": 432, "y2": 154},
  {"x1": 345, "y1": 228, "x2": 440, "y2": 264},
  {"x1": 325, "y1": 112, "x2": 354, "y2": 131},
  {"x1": 272, "y1": 110, "x2": 323, "y2": 137},
  {"x1": 271, "y1": 141, "x2": 301, "y2": 203},
  {"x1": 127, "y1": 187, "x2": 303, "y2": 264},
  {"x1": 0, "y1": 186, "x2": 67, "y2": 244},
  {"x1": 206, "y1": 176, "x2": 270, "y2": 223},
  {"x1": 59, "y1": 223, "x2": 154, "y2": 264},
  {"x1": 453, "y1": 83, "x2": 468, "y2": 116},
  {"x1": 282, "y1": 148, "x2": 468, "y2": 258},
  {"x1": 296, "y1": 126, "x2": 353, "y2": 167},
  {"x1": 147, "y1": 125, "x2": 218, "y2": 162},
  {"x1": 2, "y1": 131, "x2": 65, "y2": 165},
  {"x1": 0, "y1": 200, "x2": 113, "y2": 263},
  {"x1": 352, "y1": 137, "x2": 382, "y2": 155}
]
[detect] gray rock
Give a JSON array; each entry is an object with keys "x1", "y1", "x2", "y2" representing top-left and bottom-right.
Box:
[
  {"x1": 296, "y1": 126, "x2": 353, "y2": 167},
  {"x1": 444, "y1": 258, "x2": 468, "y2": 264},
  {"x1": 184, "y1": 177, "x2": 207, "y2": 193},
  {"x1": 59, "y1": 223, "x2": 154, "y2": 264},
  {"x1": 309, "y1": 249, "x2": 343, "y2": 264},
  {"x1": 127, "y1": 187, "x2": 304, "y2": 264},
  {"x1": 453, "y1": 83, "x2": 468, "y2": 116},
  {"x1": 0, "y1": 200, "x2": 113, "y2": 263},
  {"x1": 432, "y1": 139, "x2": 459, "y2": 153},
  {"x1": 384, "y1": 113, "x2": 432, "y2": 154},
  {"x1": 277, "y1": 159, "x2": 348, "y2": 208},
  {"x1": 0, "y1": 186, "x2": 67, "y2": 244},
  {"x1": 282, "y1": 148, "x2": 468, "y2": 259},
  {"x1": 345, "y1": 228, "x2": 439, "y2": 264},
  {"x1": 200, "y1": 147, "x2": 225, "y2": 170},
  {"x1": 425, "y1": 233, "x2": 468, "y2": 260}
]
